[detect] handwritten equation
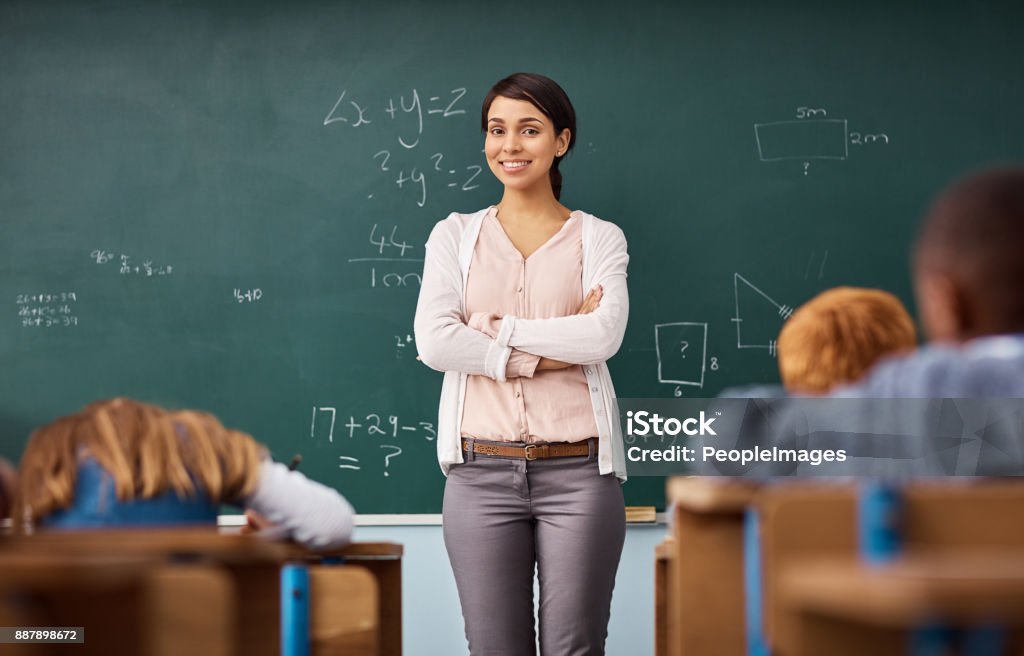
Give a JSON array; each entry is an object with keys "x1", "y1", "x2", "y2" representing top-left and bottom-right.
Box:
[
  {"x1": 17, "y1": 292, "x2": 79, "y2": 328},
  {"x1": 347, "y1": 223, "x2": 423, "y2": 289},
  {"x1": 234, "y1": 288, "x2": 263, "y2": 303},
  {"x1": 91, "y1": 251, "x2": 173, "y2": 277},
  {"x1": 310, "y1": 407, "x2": 435, "y2": 442},
  {"x1": 322, "y1": 86, "x2": 483, "y2": 208},
  {"x1": 394, "y1": 334, "x2": 414, "y2": 359},
  {"x1": 311, "y1": 406, "x2": 434, "y2": 478}
]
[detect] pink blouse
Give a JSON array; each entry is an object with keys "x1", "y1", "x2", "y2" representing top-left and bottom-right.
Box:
[{"x1": 460, "y1": 207, "x2": 600, "y2": 443}]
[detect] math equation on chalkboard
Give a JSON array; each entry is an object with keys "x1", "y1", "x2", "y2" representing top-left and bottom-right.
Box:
[
  {"x1": 16, "y1": 292, "x2": 79, "y2": 328},
  {"x1": 322, "y1": 86, "x2": 483, "y2": 208},
  {"x1": 346, "y1": 223, "x2": 423, "y2": 289}
]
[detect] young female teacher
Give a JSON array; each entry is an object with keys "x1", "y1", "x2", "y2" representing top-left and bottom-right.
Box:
[{"x1": 414, "y1": 72, "x2": 630, "y2": 656}]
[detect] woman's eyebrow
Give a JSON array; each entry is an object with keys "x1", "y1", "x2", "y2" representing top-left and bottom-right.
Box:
[{"x1": 488, "y1": 117, "x2": 544, "y2": 124}]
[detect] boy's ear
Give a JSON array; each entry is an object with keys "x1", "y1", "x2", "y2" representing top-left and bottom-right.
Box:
[{"x1": 916, "y1": 272, "x2": 969, "y2": 343}]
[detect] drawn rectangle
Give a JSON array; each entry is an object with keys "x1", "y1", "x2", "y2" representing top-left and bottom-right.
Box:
[
  {"x1": 655, "y1": 322, "x2": 707, "y2": 387},
  {"x1": 754, "y1": 119, "x2": 848, "y2": 161}
]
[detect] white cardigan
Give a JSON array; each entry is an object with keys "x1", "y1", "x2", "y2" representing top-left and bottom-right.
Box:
[{"x1": 414, "y1": 207, "x2": 629, "y2": 480}]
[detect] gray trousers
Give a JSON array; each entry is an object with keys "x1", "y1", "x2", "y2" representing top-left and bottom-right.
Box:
[{"x1": 442, "y1": 442, "x2": 626, "y2": 656}]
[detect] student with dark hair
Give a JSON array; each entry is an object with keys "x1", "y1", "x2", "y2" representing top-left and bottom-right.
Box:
[
  {"x1": 840, "y1": 167, "x2": 1024, "y2": 397},
  {"x1": 756, "y1": 168, "x2": 1024, "y2": 478},
  {"x1": 415, "y1": 72, "x2": 629, "y2": 655},
  {"x1": 777, "y1": 287, "x2": 917, "y2": 395}
]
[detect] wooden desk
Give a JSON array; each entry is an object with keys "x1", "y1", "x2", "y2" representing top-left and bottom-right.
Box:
[
  {"x1": 780, "y1": 553, "x2": 1024, "y2": 655},
  {"x1": 0, "y1": 552, "x2": 236, "y2": 656},
  {"x1": 1, "y1": 529, "x2": 287, "y2": 656},
  {"x1": 1, "y1": 530, "x2": 401, "y2": 656}
]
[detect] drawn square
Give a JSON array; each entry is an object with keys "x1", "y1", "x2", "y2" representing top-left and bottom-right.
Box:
[{"x1": 655, "y1": 322, "x2": 708, "y2": 387}]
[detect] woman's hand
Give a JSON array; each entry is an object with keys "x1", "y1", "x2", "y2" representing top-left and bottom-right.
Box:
[
  {"x1": 578, "y1": 285, "x2": 603, "y2": 314},
  {"x1": 536, "y1": 286, "x2": 604, "y2": 371}
]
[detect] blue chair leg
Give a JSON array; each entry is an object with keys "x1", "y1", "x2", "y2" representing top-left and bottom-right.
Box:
[
  {"x1": 744, "y1": 508, "x2": 768, "y2": 656},
  {"x1": 281, "y1": 564, "x2": 310, "y2": 656},
  {"x1": 858, "y1": 481, "x2": 903, "y2": 565}
]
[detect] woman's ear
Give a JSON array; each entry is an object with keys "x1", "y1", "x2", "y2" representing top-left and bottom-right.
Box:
[{"x1": 556, "y1": 128, "x2": 571, "y2": 155}]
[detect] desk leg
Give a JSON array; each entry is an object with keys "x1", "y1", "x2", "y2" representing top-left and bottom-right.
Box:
[{"x1": 357, "y1": 560, "x2": 402, "y2": 656}]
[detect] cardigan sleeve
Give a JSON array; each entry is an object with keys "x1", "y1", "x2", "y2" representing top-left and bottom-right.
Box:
[
  {"x1": 497, "y1": 223, "x2": 629, "y2": 365},
  {"x1": 413, "y1": 215, "x2": 513, "y2": 381},
  {"x1": 244, "y1": 460, "x2": 355, "y2": 550}
]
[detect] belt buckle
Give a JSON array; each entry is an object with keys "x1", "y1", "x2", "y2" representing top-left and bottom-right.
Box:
[{"x1": 524, "y1": 444, "x2": 539, "y2": 460}]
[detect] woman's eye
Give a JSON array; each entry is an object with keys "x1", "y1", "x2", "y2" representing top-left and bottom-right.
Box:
[
  {"x1": 489, "y1": 128, "x2": 504, "y2": 135},
  {"x1": 523, "y1": 129, "x2": 539, "y2": 135}
]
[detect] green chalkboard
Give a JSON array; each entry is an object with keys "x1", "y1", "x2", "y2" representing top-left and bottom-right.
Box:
[{"x1": 3, "y1": 1, "x2": 1023, "y2": 513}]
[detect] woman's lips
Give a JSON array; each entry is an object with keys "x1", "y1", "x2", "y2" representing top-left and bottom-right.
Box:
[{"x1": 501, "y1": 160, "x2": 532, "y2": 174}]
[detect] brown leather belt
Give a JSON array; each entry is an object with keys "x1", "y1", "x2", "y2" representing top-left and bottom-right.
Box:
[{"x1": 461, "y1": 437, "x2": 598, "y2": 460}]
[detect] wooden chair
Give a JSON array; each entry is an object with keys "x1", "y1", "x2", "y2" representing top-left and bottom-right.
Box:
[
  {"x1": 658, "y1": 477, "x2": 759, "y2": 656},
  {"x1": 309, "y1": 564, "x2": 379, "y2": 656},
  {"x1": 287, "y1": 541, "x2": 403, "y2": 656},
  {"x1": 756, "y1": 481, "x2": 1024, "y2": 655}
]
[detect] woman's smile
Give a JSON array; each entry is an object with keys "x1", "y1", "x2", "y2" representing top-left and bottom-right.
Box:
[{"x1": 500, "y1": 159, "x2": 532, "y2": 173}]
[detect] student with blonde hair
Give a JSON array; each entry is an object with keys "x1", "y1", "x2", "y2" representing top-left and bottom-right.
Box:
[
  {"x1": 777, "y1": 287, "x2": 918, "y2": 394},
  {"x1": 13, "y1": 398, "x2": 354, "y2": 549}
]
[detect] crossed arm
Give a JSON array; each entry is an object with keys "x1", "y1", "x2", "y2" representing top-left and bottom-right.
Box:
[{"x1": 413, "y1": 220, "x2": 629, "y2": 380}]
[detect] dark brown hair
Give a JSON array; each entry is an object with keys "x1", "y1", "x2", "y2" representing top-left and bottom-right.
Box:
[
  {"x1": 481, "y1": 73, "x2": 577, "y2": 200},
  {"x1": 914, "y1": 167, "x2": 1024, "y2": 333}
]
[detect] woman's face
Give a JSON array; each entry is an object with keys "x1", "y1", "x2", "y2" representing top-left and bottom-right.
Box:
[{"x1": 484, "y1": 96, "x2": 570, "y2": 195}]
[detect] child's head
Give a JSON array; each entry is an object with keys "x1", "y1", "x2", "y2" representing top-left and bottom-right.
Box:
[
  {"x1": 777, "y1": 287, "x2": 917, "y2": 394},
  {"x1": 14, "y1": 398, "x2": 264, "y2": 527},
  {"x1": 914, "y1": 167, "x2": 1024, "y2": 343}
]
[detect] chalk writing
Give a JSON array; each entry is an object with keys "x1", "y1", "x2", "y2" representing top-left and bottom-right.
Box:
[
  {"x1": 92, "y1": 251, "x2": 173, "y2": 276},
  {"x1": 394, "y1": 334, "x2": 414, "y2": 359},
  {"x1": 347, "y1": 224, "x2": 423, "y2": 289},
  {"x1": 338, "y1": 456, "x2": 361, "y2": 471},
  {"x1": 234, "y1": 288, "x2": 263, "y2": 303},
  {"x1": 380, "y1": 445, "x2": 402, "y2": 476},
  {"x1": 755, "y1": 108, "x2": 891, "y2": 174},
  {"x1": 732, "y1": 273, "x2": 790, "y2": 357},
  {"x1": 655, "y1": 322, "x2": 709, "y2": 389},
  {"x1": 311, "y1": 406, "x2": 435, "y2": 442},
  {"x1": 323, "y1": 86, "x2": 482, "y2": 207},
  {"x1": 16, "y1": 292, "x2": 79, "y2": 328}
]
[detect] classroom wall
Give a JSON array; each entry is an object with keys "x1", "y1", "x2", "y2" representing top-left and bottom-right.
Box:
[{"x1": 354, "y1": 523, "x2": 664, "y2": 655}]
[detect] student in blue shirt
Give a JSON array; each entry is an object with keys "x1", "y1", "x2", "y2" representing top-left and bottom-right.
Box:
[
  {"x1": 12, "y1": 398, "x2": 354, "y2": 549},
  {"x1": 750, "y1": 168, "x2": 1024, "y2": 478},
  {"x1": 837, "y1": 167, "x2": 1024, "y2": 398}
]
